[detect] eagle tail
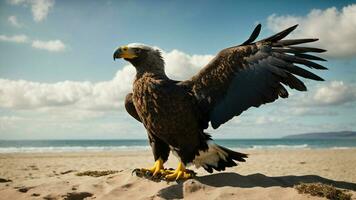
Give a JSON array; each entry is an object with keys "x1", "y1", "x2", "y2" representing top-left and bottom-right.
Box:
[{"x1": 192, "y1": 141, "x2": 247, "y2": 173}]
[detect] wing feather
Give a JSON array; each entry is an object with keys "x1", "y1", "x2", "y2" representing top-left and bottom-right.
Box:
[
  {"x1": 241, "y1": 24, "x2": 261, "y2": 45},
  {"x1": 125, "y1": 93, "x2": 141, "y2": 122},
  {"x1": 273, "y1": 38, "x2": 318, "y2": 46},
  {"x1": 183, "y1": 24, "x2": 327, "y2": 129}
]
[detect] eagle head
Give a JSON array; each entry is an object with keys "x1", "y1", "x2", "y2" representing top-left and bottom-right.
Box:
[{"x1": 113, "y1": 43, "x2": 164, "y2": 73}]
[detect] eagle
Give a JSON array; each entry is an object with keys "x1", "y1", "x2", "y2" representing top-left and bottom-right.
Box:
[{"x1": 113, "y1": 24, "x2": 327, "y2": 181}]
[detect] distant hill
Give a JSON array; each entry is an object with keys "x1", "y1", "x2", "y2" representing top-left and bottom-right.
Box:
[{"x1": 283, "y1": 131, "x2": 356, "y2": 139}]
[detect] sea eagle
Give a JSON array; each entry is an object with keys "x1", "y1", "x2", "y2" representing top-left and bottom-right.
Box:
[{"x1": 113, "y1": 24, "x2": 327, "y2": 181}]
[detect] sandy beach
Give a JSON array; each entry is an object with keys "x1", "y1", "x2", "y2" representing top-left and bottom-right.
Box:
[{"x1": 0, "y1": 149, "x2": 355, "y2": 200}]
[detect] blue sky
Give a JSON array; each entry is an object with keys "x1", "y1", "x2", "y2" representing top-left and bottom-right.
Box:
[{"x1": 0, "y1": 0, "x2": 356, "y2": 139}]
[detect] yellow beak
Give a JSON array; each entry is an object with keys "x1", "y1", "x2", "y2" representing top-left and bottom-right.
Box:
[{"x1": 113, "y1": 46, "x2": 137, "y2": 60}]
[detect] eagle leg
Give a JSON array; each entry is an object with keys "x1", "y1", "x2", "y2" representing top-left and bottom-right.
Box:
[{"x1": 165, "y1": 162, "x2": 195, "y2": 181}]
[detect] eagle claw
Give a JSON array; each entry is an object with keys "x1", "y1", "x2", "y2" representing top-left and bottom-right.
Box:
[
  {"x1": 164, "y1": 162, "x2": 196, "y2": 181},
  {"x1": 132, "y1": 168, "x2": 167, "y2": 182},
  {"x1": 131, "y1": 158, "x2": 167, "y2": 181},
  {"x1": 132, "y1": 160, "x2": 196, "y2": 182}
]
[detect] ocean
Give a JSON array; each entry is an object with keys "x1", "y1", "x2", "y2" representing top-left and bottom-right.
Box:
[{"x1": 0, "y1": 138, "x2": 355, "y2": 153}]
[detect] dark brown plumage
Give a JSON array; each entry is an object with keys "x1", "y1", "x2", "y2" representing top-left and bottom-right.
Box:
[{"x1": 113, "y1": 24, "x2": 327, "y2": 177}]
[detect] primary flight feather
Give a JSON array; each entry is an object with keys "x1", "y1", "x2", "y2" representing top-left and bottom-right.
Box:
[{"x1": 113, "y1": 24, "x2": 327, "y2": 181}]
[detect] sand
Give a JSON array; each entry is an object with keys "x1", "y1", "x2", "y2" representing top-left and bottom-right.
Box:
[{"x1": 0, "y1": 149, "x2": 355, "y2": 200}]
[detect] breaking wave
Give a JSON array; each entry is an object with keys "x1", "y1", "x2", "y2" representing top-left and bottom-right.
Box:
[
  {"x1": 248, "y1": 144, "x2": 309, "y2": 149},
  {"x1": 0, "y1": 146, "x2": 151, "y2": 153}
]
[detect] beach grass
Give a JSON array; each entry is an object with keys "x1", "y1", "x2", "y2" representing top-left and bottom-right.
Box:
[
  {"x1": 75, "y1": 170, "x2": 118, "y2": 177},
  {"x1": 294, "y1": 182, "x2": 352, "y2": 200}
]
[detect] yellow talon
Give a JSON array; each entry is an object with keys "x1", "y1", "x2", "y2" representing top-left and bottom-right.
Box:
[
  {"x1": 165, "y1": 162, "x2": 194, "y2": 181},
  {"x1": 164, "y1": 169, "x2": 176, "y2": 174},
  {"x1": 133, "y1": 159, "x2": 195, "y2": 182},
  {"x1": 132, "y1": 158, "x2": 165, "y2": 178},
  {"x1": 149, "y1": 158, "x2": 164, "y2": 176}
]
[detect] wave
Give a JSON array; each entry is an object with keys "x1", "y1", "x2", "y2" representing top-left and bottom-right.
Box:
[
  {"x1": 0, "y1": 146, "x2": 151, "y2": 153},
  {"x1": 1, "y1": 144, "x2": 355, "y2": 153},
  {"x1": 330, "y1": 146, "x2": 354, "y2": 149},
  {"x1": 246, "y1": 145, "x2": 356, "y2": 149},
  {"x1": 248, "y1": 144, "x2": 310, "y2": 149}
]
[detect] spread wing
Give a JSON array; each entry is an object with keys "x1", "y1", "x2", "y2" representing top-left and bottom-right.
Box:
[
  {"x1": 183, "y1": 24, "x2": 327, "y2": 129},
  {"x1": 125, "y1": 93, "x2": 141, "y2": 122}
]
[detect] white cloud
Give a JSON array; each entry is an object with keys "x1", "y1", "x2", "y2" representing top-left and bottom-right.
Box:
[
  {"x1": 0, "y1": 34, "x2": 28, "y2": 43},
  {"x1": 8, "y1": 16, "x2": 22, "y2": 28},
  {"x1": 0, "y1": 49, "x2": 212, "y2": 111},
  {"x1": 32, "y1": 39, "x2": 65, "y2": 52},
  {"x1": 312, "y1": 81, "x2": 356, "y2": 106},
  {"x1": 255, "y1": 116, "x2": 285, "y2": 125},
  {"x1": 0, "y1": 116, "x2": 23, "y2": 131},
  {"x1": 267, "y1": 4, "x2": 356, "y2": 58},
  {"x1": 8, "y1": 0, "x2": 54, "y2": 22},
  {"x1": 289, "y1": 107, "x2": 338, "y2": 116},
  {"x1": 31, "y1": 0, "x2": 54, "y2": 22},
  {"x1": 291, "y1": 81, "x2": 356, "y2": 107},
  {"x1": 0, "y1": 34, "x2": 66, "y2": 52},
  {"x1": 163, "y1": 49, "x2": 214, "y2": 80}
]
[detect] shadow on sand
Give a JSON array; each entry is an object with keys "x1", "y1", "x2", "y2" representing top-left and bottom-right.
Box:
[{"x1": 157, "y1": 172, "x2": 356, "y2": 199}]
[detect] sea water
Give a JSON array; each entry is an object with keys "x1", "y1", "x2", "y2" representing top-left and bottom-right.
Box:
[{"x1": 0, "y1": 138, "x2": 355, "y2": 153}]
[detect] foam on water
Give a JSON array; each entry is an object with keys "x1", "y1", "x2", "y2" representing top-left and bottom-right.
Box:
[
  {"x1": 330, "y1": 147, "x2": 353, "y2": 150},
  {"x1": 249, "y1": 144, "x2": 310, "y2": 149},
  {"x1": 0, "y1": 138, "x2": 355, "y2": 153},
  {"x1": 0, "y1": 146, "x2": 151, "y2": 153}
]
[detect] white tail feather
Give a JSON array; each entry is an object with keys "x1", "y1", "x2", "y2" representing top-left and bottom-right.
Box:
[{"x1": 192, "y1": 141, "x2": 227, "y2": 168}]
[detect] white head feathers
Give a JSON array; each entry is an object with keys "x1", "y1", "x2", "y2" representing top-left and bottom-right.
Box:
[{"x1": 127, "y1": 43, "x2": 160, "y2": 51}]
